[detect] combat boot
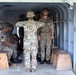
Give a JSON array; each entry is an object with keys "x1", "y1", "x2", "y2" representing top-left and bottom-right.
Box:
[
  {"x1": 40, "y1": 60, "x2": 44, "y2": 64},
  {"x1": 11, "y1": 58, "x2": 22, "y2": 63},
  {"x1": 46, "y1": 60, "x2": 50, "y2": 64}
]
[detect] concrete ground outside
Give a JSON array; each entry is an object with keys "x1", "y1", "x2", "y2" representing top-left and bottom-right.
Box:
[{"x1": 0, "y1": 62, "x2": 75, "y2": 75}]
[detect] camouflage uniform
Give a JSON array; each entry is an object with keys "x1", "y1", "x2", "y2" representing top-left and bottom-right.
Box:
[
  {"x1": 39, "y1": 18, "x2": 54, "y2": 61},
  {"x1": 15, "y1": 11, "x2": 44, "y2": 70},
  {"x1": 6, "y1": 31, "x2": 18, "y2": 59},
  {"x1": 0, "y1": 23, "x2": 13, "y2": 60}
]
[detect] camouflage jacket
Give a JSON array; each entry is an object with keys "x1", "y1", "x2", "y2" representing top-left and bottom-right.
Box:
[
  {"x1": 15, "y1": 20, "x2": 44, "y2": 41},
  {"x1": 39, "y1": 17, "x2": 54, "y2": 35}
]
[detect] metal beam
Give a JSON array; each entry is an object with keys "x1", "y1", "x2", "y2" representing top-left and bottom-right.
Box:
[{"x1": 68, "y1": 8, "x2": 74, "y2": 61}]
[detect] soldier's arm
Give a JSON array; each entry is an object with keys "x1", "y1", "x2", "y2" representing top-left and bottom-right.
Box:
[
  {"x1": 51, "y1": 27, "x2": 54, "y2": 39},
  {"x1": 15, "y1": 21, "x2": 26, "y2": 27},
  {"x1": 37, "y1": 22, "x2": 44, "y2": 40},
  {"x1": 51, "y1": 21, "x2": 54, "y2": 39},
  {"x1": 3, "y1": 40, "x2": 11, "y2": 45},
  {"x1": 1, "y1": 42, "x2": 7, "y2": 46},
  {"x1": 15, "y1": 22, "x2": 21, "y2": 27},
  {"x1": 9, "y1": 34, "x2": 18, "y2": 44},
  {"x1": 37, "y1": 22, "x2": 45, "y2": 28},
  {"x1": 37, "y1": 28, "x2": 42, "y2": 41}
]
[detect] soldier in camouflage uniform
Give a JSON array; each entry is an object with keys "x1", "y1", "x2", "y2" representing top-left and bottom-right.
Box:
[
  {"x1": 39, "y1": 8, "x2": 54, "y2": 64},
  {"x1": 6, "y1": 23, "x2": 22, "y2": 63},
  {"x1": 0, "y1": 21, "x2": 13, "y2": 65},
  {"x1": 15, "y1": 10, "x2": 44, "y2": 72}
]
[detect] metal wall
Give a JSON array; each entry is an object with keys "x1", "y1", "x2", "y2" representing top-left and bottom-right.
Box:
[{"x1": 74, "y1": 3, "x2": 76, "y2": 74}]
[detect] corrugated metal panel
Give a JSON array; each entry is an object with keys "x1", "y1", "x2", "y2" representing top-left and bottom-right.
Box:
[{"x1": 0, "y1": 0, "x2": 74, "y2": 3}]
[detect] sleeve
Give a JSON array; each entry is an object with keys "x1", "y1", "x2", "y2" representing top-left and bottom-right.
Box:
[
  {"x1": 50, "y1": 20, "x2": 54, "y2": 29},
  {"x1": 15, "y1": 21, "x2": 27, "y2": 27},
  {"x1": 37, "y1": 27, "x2": 42, "y2": 36},
  {"x1": 37, "y1": 22, "x2": 45, "y2": 29},
  {"x1": 15, "y1": 22, "x2": 22, "y2": 27}
]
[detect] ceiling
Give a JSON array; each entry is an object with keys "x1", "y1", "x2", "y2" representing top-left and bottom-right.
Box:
[{"x1": 0, "y1": 3, "x2": 69, "y2": 12}]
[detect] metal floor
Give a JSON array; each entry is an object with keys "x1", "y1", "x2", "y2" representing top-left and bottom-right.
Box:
[{"x1": 0, "y1": 62, "x2": 75, "y2": 75}]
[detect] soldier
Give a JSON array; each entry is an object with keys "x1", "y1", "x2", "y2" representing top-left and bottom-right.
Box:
[
  {"x1": 0, "y1": 21, "x2": 13, "y2": 65},
  {"x1": 6, "y1": 23, "x2": 22, "y2": 63},
  {"x1": 15, "y1": 10, "x2": 44, "y2": 72},
  {"x1": 39, "y1": 8, "x2": 54, "y2": 64}
]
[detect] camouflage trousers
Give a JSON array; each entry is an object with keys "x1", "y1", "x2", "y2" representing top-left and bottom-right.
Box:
[
  {"x1": 37, "y1": 41, "x2": 41, "y2": 58},
  {"x1": 24, "y1": 40, "x2": 38, "y2": 70},
  {"x1": 40, "y1": 34, "x2": 51, "y2": 61},
  {"x1": 8, "y1": 44, "x2": 17, "y2": 59},
  {"x1": 0, "y1": 44, "x2": 13, "y2": 60}
]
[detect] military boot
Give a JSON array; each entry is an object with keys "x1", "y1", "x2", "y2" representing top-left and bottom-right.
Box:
[
  {"x1": 46, "y1": 60, "x2": 51, "y2": 64},
  {"x1": 40, "y1": 60, "x2": 45, "y2": 64}
]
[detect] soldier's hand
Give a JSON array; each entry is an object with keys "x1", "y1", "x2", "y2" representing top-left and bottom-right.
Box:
[
  {"x1": 4, "y1": 40, "x2": 10, "y2": 45},
  {"x1": 2, "y1": 42, "x2": 7, "y2": 46},
  {"x1": 37, "y1": 36, "x2": 41, "y2": 41},
  {"x1": 51, "y1": 36, "x2": 54, "y2": 39}
]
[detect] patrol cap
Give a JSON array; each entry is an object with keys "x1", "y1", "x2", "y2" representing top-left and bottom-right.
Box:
[
  {"x1": 0, "y1": 21, "x2": 13, "y2": 29},
  {"x1": 0, "y1": 21, "x2": 8, "y2": 29},
  {"x1": 26, "y1": 10, "x2": 35, "y2": 18},
  {"x1": 6, "y1": 22, "x2": 13, "y2": 27}
]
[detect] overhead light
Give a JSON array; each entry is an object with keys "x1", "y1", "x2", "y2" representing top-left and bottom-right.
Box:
[
  {"x1": 68, "y1": 5, "x2": 73, "y2": 10},
  {"x1": 68, "y1": 5, "x2": 73, "y2": 9}
]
